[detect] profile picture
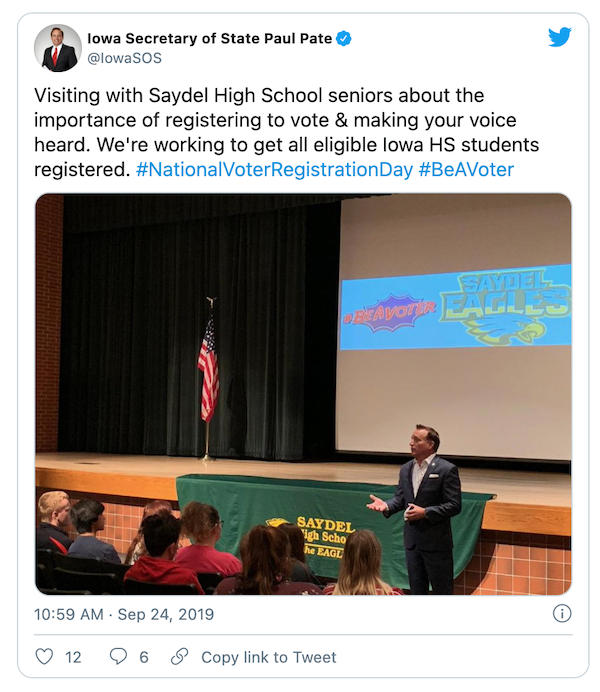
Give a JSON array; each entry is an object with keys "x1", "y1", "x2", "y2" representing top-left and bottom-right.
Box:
[{"x1": 35, "y1": 24, "x2": 81, "y2": 73}]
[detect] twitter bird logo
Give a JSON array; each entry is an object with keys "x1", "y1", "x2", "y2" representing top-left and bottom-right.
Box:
[{"x1": 549, "y1": 27, "x2": 571, "y2": 47}]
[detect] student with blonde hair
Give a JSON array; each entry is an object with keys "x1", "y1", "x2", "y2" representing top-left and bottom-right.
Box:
[
  {"x1": 324, "y1": 530, "x2": 403, "y2": 595},
  {"x1": 36, "y1": 491, "x2": 73, "y2": 553}
]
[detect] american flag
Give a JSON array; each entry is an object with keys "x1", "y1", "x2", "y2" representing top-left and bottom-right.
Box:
[{"x1": 198, "y1": 314, "x2": 219, "y2": 422}]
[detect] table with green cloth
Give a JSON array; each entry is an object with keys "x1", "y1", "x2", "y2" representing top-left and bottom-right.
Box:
[{"x1": 176, "y1": 474, "x2": 493, "y2": 590}]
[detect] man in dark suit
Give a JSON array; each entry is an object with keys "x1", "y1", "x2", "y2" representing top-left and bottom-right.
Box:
[
  {"x1": 42, "y1": 27, "x2": 77, "y2": 72},
  {"x1": 367, "y1": 424, "x2": 461, "y2": 594}
]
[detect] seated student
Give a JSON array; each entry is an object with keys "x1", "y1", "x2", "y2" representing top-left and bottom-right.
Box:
[
  {"x1": 323, "y1": 529, "x2": 403, "y2": 595},
  {"x1": 175, "y1": 502, "x2": 242, "y2": 577},
  {"x1": 214, "y1": 525, "x2": 322, "y2": 595},
  {"x1": 124, "y1": 500, "x2": 173, "y2": 565},
  {"x1": 36, "y1": 491, "x2": 74, "y2": 553},
  {"x1": 67, "y1": 499, "x2": 121, "y2": 564},
  {"x1": 124, "y1": 513, "x2": 204, "y2": 594},
  {"x1": 277, "y1": 522, "x2": 321, "y2": 585}
]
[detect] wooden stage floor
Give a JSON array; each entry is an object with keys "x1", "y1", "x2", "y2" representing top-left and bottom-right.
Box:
[{"x1": 35, "y1": 453, "x2": 571, "y2": 536}]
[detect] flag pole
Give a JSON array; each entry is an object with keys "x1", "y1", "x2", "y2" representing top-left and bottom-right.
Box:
[
  {"x1": 201, "y1": 296, "x2": 217, "y2": 461},
  {"x1": 203, "y1": 420, "x2": 212, "y2": 461}
]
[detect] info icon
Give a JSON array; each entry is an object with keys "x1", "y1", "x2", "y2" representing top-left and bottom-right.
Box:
[{"x1": 553, "y1": 604, "x2": 572, "y2": 623}]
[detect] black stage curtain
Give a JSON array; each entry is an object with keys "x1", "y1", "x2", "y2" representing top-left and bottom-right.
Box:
[
  {"x1": 63, "y1": 194, "x2": 349, "y2": 234},
  {"x1": 303, "y1": 203, "x2": 341, "y2": 460},
  {"x1": 59, "y1": 204, "x2": 315, "y2": 460}
]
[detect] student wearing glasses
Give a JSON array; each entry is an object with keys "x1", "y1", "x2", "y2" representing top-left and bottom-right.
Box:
[{"x1": 175, "y1": 501, "x2": 242, "y2": 577}]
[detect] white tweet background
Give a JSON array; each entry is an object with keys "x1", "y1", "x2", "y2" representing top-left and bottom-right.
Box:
[{"x1": 7, "y1": 1, "x2": 599, "y2": 690}]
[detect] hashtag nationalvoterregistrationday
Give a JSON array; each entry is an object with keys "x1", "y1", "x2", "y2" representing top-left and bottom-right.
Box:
[{"x1": 134, "y1": 161, "x2": 416, "y2": 180}]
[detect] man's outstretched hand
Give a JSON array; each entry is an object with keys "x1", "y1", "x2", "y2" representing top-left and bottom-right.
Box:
[{"x1": 366, "y1": 494, "x2": 388, "y2": 512}]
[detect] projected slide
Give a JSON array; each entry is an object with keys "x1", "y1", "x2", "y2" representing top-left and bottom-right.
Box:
[
  {"x1": 340, "y1": 264, "x2": 571, "y2": 350},
  {"x1": 336, "y1": 195, "x2": 571, "y2": 459}
]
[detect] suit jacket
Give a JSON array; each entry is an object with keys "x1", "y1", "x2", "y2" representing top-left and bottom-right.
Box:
[
  {"x1": 383, "y1": 455, "x2": 461, "y2": 551},
  {"x1": 42, "y1": 44, "x2": 77, "y2": 72}
]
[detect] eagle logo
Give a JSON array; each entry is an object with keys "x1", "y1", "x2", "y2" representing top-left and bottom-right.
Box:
[
  {"x1": 265, "y1": 518, "x2": 290, "y2": 527},
  {"x1": 464, "y1": 314, "x2": 546, "y2": 346}
]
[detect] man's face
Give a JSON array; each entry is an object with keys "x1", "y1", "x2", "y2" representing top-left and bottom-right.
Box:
[
  {"x1": 409, "y1": 428, "x2": 434, "y2": 462},
  {"x1": 51, "y1": 30, "x2": 63, "y2": 46},
  {"x1": 53, "y1": 499, "x2": 70, "y2": 527}
]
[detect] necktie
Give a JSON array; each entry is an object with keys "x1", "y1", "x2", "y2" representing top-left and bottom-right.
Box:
[{"x1": 52, "y1": 48, "x2": 57, "y2": 67}]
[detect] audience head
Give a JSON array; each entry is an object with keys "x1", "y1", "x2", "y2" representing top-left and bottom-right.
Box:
[
  {"x1": 334, "y1": 529, "x2": 393, "y2": 595},
  {"x1": 142, "y1": 499, "x2": 173, "y2": 520},
  {"x1": 277, "y1": 523, "x2": 306, "y2": 563},
  {"x1": 38, "y1": 491, "x2": 70, "y2": 527},
  {"x1": 181, "y1": 502, "x2": 222, "y2": 544},
  {"x1": 124, "y1": 500, "x2": 173, "y2": 564},
  {"x1": 141, "y1": 513, "x2": 182, "y2": 560},
  {"x1": 236, "y1": 525, "x2": 291, "y2": 595},
  {"x1": 69, "y1": 499, "x2": 105, "y2": 535}
]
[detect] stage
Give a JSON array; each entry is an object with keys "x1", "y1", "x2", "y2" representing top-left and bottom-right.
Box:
[{"x1": 36, "y1": 452, "x2": 571, "y2": 536}]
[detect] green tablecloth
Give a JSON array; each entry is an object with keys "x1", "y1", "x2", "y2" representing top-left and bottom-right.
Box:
[{"x1": 176, "y1": 473, "x2": 493, "y2": 589}]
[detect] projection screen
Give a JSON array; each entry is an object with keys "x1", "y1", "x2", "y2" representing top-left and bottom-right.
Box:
[{"x1": 336, "y1": 194, "x2": 571, "y2": 460}]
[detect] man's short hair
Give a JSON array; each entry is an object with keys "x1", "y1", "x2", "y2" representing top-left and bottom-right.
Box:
[
  {"x1": 416, "y1": 423, "x2": 440, "y2": 452},
  {"x1": 51, "y1": 27, "x2": 64, "y2": 36},
  {"x1": 69, "y1": 499, "x2": 104, "y2": 534},
  {"x1": 38, "y1": 491, "x2": 69, "y2": 522},
  {"x1": 141, "y1": 513, "x2": 181, "y2": 557}
]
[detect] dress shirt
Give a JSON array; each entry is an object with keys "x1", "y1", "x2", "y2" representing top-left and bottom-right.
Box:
[
  {"x1": 51, "y1": 43, "x2": 63, "y2": 60},
  {"x1": 412, "y1": 453, "x2": 435, "y2": 496}
]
